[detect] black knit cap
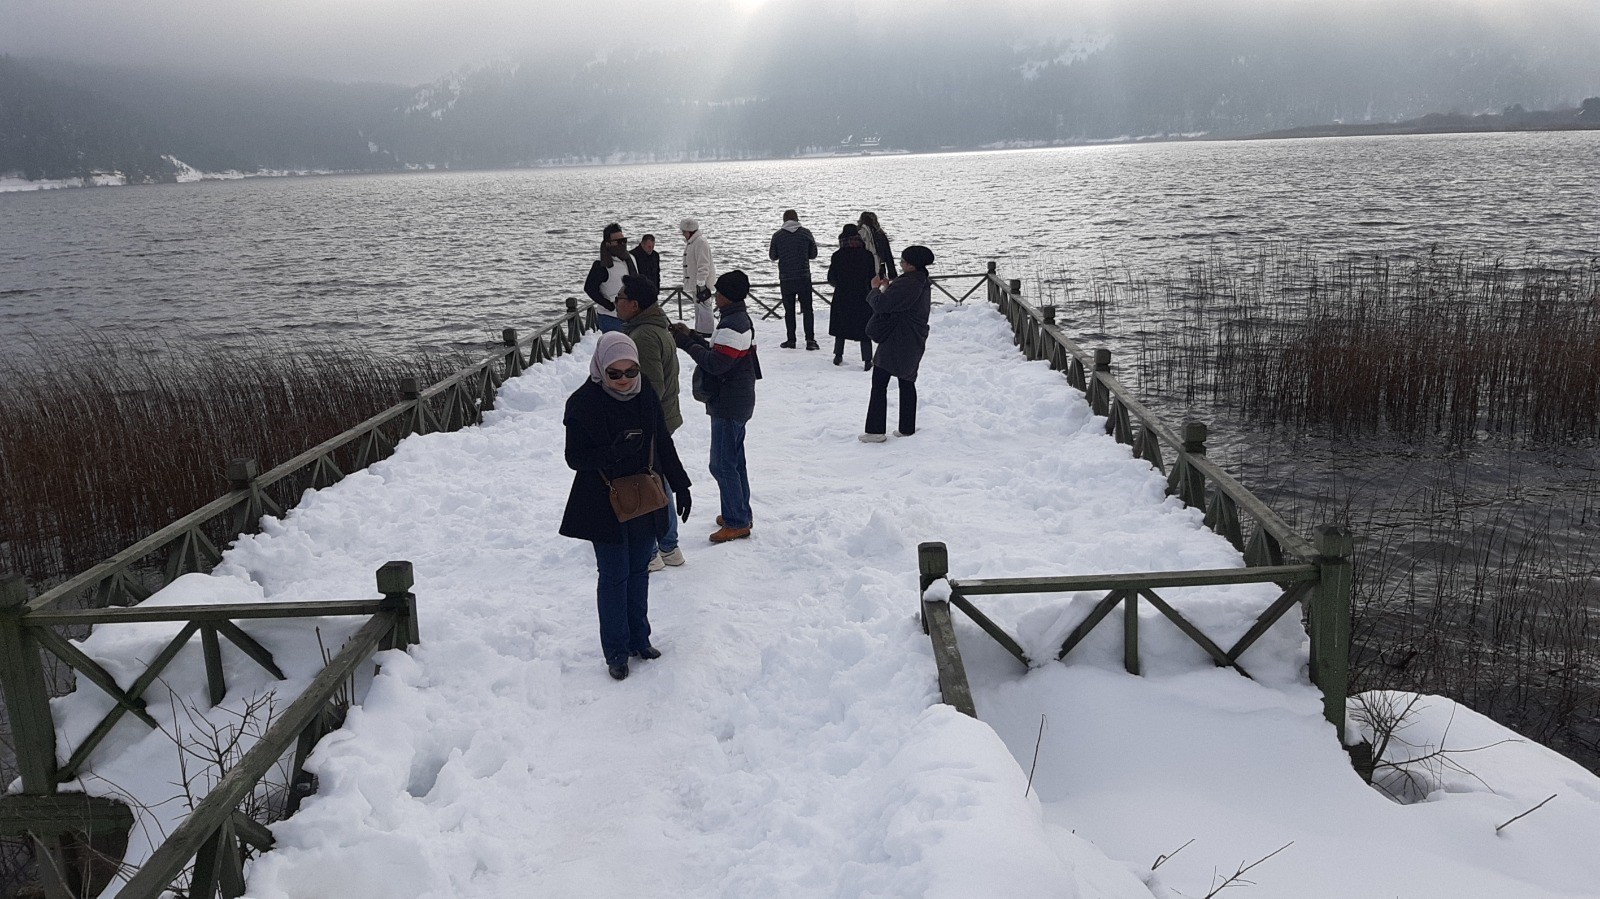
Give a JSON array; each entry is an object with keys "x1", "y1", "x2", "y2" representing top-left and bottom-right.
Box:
[
  {"x1": 621, "y1": 274, "x2": 659, "y2": 309},
  {"x1": 901, "y1": 245, "x2": 935, "y2": 268},
  {"x1": 715, "y1": 270, "x2": 750, "y2": 302},
  {"x1": 839, "y1": 223, "x2": 860, "y2": 239}
]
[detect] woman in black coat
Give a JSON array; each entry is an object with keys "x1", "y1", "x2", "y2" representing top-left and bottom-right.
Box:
[
  {"x1": 560, "y1": 332, "x2": 691, "y2": 680},
  {"x1": 857, "y1": 211, "x2": 895, "y2": 281},
  {"x1": 860, "y1": 245, "x2": 934, "y2": 443},
  {"x1": 826, "y1": 224, "x2": 876, "y2": 369}
]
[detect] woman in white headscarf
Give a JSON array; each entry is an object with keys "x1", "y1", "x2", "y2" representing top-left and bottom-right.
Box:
[{"x1": 559, "y1": 332, "x2": 692, "y2": 680}]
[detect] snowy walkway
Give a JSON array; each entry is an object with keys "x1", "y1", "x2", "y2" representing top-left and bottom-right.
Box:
[{"x1": 58, "y1": 303, "x2": 1600, "y2": 898}]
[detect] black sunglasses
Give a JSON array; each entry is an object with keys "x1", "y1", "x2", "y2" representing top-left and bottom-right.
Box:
[{"x1": 605, "y1": 366, "x2": 640, "y2": 380}]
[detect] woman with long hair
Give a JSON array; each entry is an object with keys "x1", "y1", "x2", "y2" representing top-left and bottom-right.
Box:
[{"x1": 856, "y1": 211, "x2": 895, "y2": 281}]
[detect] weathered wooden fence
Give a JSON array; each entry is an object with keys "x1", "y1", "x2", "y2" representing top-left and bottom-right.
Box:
[
  {"x1": 919, "y1": 265, "x2": 1354, "y2": 745},
  {"x1": 1, "y1": 300, "x2": 600, "y2": 898},
  {"x1": 662, "y1": 270, "x2": 991, "y2": 323}
]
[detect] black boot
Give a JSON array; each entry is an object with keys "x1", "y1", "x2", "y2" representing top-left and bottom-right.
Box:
[
  {"x1": 780, "y1": 338, "x2": 796, "y2": 349},
  {"x1": 833, "y1": 354, "x2": 843, "y2": 366},
  {"x1": 608, "y1": 662, "x2": 629, "y2": 680}
]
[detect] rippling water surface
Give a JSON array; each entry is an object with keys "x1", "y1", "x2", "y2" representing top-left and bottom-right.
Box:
[{"x1": 4, "y1": 131, "x2": 1597, "y2": 356}]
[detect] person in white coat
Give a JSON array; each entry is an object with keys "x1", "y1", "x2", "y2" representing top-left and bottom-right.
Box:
[{"x1": 680, "y1": 216, "x2": 717, "y2": 336}]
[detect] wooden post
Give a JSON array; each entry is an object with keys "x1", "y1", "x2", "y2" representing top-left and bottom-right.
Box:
[
  {"x1": 377, "y1": 561, "x2": 420, "y2": 651},
  {"x1": 1042, "y1": 305, "x2": 1057, "y2": 324},
  {"x1": 917, "y1": 542, "x2": 949, "y2": 593},
  {"x1": 1311, "y1": 526, "x2": 1353, "y2": 743},
  {"x1": 986, "y1": 261, "x2": 998, "y2": 306},
  {"x1": 1123, "y1": 592, "x2": 1141, "y2": 675},
  {"x1": 0, "y1": 575, "x2": 56, "y2": 795},
  {"x1": 1007, "y1": 278, "x2": 1022, "y2": 296},
  {"x1": 501, "y1": 328, "x2": 518, "y2": 347},
  {"x1": 399, "y1": 377, "x2": 420, "y2": 401},
  {"x1": 226, "y1": 458, "x2": 258, "y2": 492},
  {"x1": 1090, "y1": 349, "x2": 1112, "y2": 415}
]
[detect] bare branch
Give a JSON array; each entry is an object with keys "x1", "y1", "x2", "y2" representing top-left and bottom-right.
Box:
[{"x1": 1496, "y1": 794, "x2": 1558, "y2": 834}]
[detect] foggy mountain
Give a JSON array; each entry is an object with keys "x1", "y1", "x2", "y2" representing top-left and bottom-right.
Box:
[{"x1": 4, "y1": 1, "x2": 1598, "y2": 181}]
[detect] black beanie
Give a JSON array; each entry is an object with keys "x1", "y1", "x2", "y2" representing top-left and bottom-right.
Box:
[
  {"x1": 715, "y1": 270, "x2": 750, "y2": 303},
  {"x1": 902, "y1": 245, "x2": 935, "y2": 268},
  {"x1": 621, "y1": 274, "x2": 659, "y2": 309},
  {"x1": 839, "y1": 223, "x2": 860, "y2": 239}
]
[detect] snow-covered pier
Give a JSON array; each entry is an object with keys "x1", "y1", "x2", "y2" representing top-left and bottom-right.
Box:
[{"x1": 8, "y1": 276, "x2": 1600, "y2": 899}]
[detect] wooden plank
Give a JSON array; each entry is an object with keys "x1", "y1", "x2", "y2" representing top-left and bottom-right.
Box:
[
  {"x1": 1057, "y1": 590, "x2": 1127, "y2": 660},
  {"x1": 955, "y1": 565, "x2": 1319, "y2": 597},
  {"x1": 1123, "y1": 591, "x2": 1141, "y2": 675},
  {"x1": 202, "y1": 624, "x2": 227, "y2": 706},
  {"x1": 0, "y1": 794, "x2": 134, "y2": 836},
  {"x1": 214, "y1": 620, "x2": 286, "y2": 680},
  {"x1": 116, "y1": 611, "x2": 399, "y2": 899},
  {"x1": 1226, "y1": 582, "x2": 1311, "y2": 663},
  {"x1": 921, "y1": 599, "x2": 977, "y2": 718},
  {"x1": 949, "y1": 592, "x2": 1029, "y2": 666},
  {"x1": 27, "y1": 599, "x2": 388, "y2": 626},
  {"x1": 32, "y1": 628, "x2": 161, "y2": 729},
  {"x1": 60, "y1": 622, "x2": 200, "y2": 781},
  {"x1": 230, "y1": 810, "x2": 275, "y2": 852},
  {"x1": 1139, "y1": 588, "x2": 1251, "y2": 678}
]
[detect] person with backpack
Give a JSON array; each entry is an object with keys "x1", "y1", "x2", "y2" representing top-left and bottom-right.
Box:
[{"x1": 670, "y1": 270, "x2": 761, "y2": 543}]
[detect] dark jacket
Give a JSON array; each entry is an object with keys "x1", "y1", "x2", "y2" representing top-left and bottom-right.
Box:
[
  {"x1": 768, "y1": 223, "x2": 818, "y2": 283},
  {"x1": 826, "y1": 237, "x2": 875, "y2": 341},
  {"x1": 674, "y1": 300, "x2": 762, "y2": 421},
  {"x1": 583, "y1": 252, "x2": 637, "y2": 312},
  {"x1": 623, "y1": 305, "x2": 682, "y2": 433},
  {"x1": 630, "y1": 246, "x2": 661, "y2": 288},
  {"x1": 559, "y1": 379, "x2": 690, "y2": 544},
  {"x1": 865, "y1": 269, "x2": 932, "y2": 380}
]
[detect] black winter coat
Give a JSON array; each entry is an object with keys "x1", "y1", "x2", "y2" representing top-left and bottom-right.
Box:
[
  {"x1": 629, "y1": 247, "x2": 661, "y2": 288},
  {"x1": 559, "y1": 379, "x2": 691, "y2": 544},
  {"x1": 865, "y1": 269, "x2": 932, "y2": 380},
  {"x1": 826, "y1": 239, "x2": 875, "y2": 341},
  {"x1": 768, "y1": 225, "x2": 818, "y2": 283}
]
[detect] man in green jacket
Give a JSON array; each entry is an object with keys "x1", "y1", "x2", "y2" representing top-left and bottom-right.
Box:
[{"x1": 616, "y1": 274, "x2": 686, "y2": 570}]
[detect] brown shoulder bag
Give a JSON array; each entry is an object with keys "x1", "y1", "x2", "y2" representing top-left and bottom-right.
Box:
[{"x1": 601, "y1": 433, "x2": 668, "y2": 522}]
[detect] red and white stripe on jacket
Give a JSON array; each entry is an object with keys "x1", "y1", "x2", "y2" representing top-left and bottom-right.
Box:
[{"x1": 711, "y1": 325, "x2": 754, "y2": 360}]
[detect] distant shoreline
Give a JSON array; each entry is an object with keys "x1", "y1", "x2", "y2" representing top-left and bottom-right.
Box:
[{"x1": 5, "y1": 120, "x2": 1598, "y2": 192}]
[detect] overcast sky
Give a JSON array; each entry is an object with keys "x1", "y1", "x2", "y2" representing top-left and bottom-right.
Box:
[{"x1": 3, "y1": 0, "x2": 1596, "y2": 85}]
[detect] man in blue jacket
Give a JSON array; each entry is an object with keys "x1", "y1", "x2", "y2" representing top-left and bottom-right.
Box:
[
  {"x1": 671, "y1": 270, "x2": 762, "y2": 543},
  {"x1": 768, "y1": 209, "x2": 819, "y2": 350}
]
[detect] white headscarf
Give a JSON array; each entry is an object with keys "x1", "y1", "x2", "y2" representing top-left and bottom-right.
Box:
[{"x1": 589, "y1": 332, "x2": 643, "y2": 401}]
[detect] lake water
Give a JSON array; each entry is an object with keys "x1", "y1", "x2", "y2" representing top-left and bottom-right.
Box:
[
  {"x1": 5, "y1": 129, "x2": 1600, "y2": 764},
  {"x1": 4, "y1": 131, "x2": 1598, "y2": 358}
]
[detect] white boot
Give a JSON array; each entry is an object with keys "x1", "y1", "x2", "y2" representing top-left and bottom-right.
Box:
[
  {"x1": 648, "y1": 553, "x2": 666, "y2": 572},
  {"x1": 660, "y1": 547, "x2": 686, "y2": 567}
]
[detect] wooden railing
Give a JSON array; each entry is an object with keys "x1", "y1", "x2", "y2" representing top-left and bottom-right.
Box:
[
  {"x1": 918, "y1": 265, "x2": 1353, "y2": 744},
  {"x1": 661, "y1": 270, "x2": 991, "y2": 323},
  {"x1": 2, "y1": 300, "x2": 602, "y2": 897}
]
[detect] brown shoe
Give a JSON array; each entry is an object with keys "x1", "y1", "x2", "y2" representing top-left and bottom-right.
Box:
[
  {"x1": 709, "y1": 526, "x2": 752, "y2": 543},
  {"x1": 715, "y1": 515, "x2": 754, "y2": 529}
]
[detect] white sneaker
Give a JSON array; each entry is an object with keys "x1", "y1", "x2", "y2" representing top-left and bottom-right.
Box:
[
  {"x1": 892, "y1": 430, "x2": 912, "y2": 438},
  {"x1": 660, "y1": 547, "x2": 685, "y2": 567},
  {"x1": 859, "y1": 433, "x2": 888, "y2": 443},
  {"x1": 648, "y1": 553, "x2": 666, "y2": 572}
]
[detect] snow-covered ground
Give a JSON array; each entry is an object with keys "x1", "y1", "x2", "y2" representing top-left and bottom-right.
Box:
[{"x1": 41, "y1": 302, "x2": 1600, "y2": 898}]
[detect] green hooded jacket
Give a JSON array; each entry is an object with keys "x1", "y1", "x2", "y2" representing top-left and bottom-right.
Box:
[{"x1": 623, "y1": 304, "x2": 683, "y2": 433}]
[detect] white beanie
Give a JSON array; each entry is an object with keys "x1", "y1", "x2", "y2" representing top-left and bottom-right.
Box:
[{"x1": 679, "y1": 217, "x2": 699, "y2": 233}]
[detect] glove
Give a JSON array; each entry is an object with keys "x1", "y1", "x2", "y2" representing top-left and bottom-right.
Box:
[
  {"x1": 696, "y1": 285, "x2": 712, "y2": 302},
  {"x1": 675, "y1": 489, "x2": 692, "y2": 522}
]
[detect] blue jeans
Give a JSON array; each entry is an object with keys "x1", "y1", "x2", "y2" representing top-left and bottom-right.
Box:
[
  {"x1": 657, "y1": 490, "x2": 679, "y2": 554},
  {"x1": 709, "y1": 417, "x2": 752, "y2": 528},
  {"x1": 592, "y1": 515, "x2": 656, "y2": 665},
  {"x1": 597, "y1": 313, "x2": 627, "y2": 333}
]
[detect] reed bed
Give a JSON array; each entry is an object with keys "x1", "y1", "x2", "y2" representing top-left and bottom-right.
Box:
[
  {"x1": 0, "y1": 333, "x2": 465, "y2": 588},
  {"x1": 1035, "y1": 246, "x2": 1600, "y2": 770}
]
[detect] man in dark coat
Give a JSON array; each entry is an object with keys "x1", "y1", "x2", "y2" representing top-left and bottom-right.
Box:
[
  {"x1": 630, "y1": 234, "x2": 661, "y2": 288},
  {"x1": 861, "y1": 245, "x2": 934, "y2": 442},
  {"x1": 768, "y1": 210, "x2": 819, "y2": 350},
  {"x1": 826, "y1": 223, "x2": 876, "y2": 369},
  {"x1": 671, "y1": 270, "x2": 762, "y2": 543}
]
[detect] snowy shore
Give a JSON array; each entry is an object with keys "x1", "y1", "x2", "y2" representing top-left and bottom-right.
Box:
[{"x1": 42, "y1": 302, "x2": 1600, "y2": 898}]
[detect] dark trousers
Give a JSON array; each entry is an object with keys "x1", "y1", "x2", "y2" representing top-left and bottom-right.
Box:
[
  {"x1": 833, "y1": 335, "x2": 873, "y2": 364},
  {"x1": 780, "y1": 280, "x2": 814, "y2": 342},
  {"x1": 865, "y1": 366, "x2": 917, "y2": 436},
  {"x1": 591, "y1": 515, "x2": 656, "y2": 665},
  {"x1": 709, "y1": 417, "x2": 753, "y2": 528}
]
